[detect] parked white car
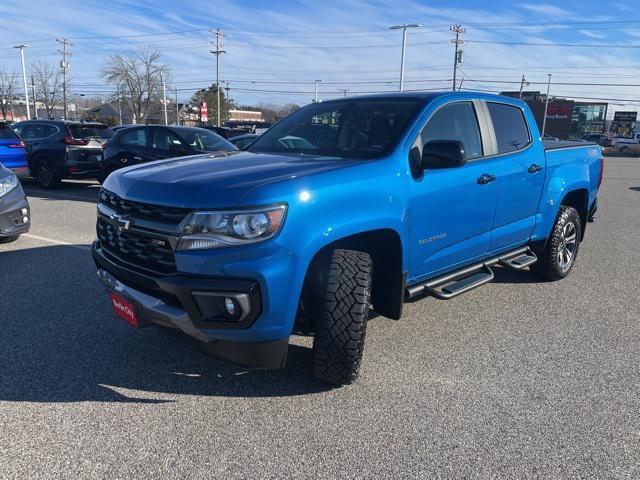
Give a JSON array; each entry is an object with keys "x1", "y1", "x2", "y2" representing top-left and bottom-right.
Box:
[{"x1": 611, "y1": 133, "x2": 640, "y2": 154}]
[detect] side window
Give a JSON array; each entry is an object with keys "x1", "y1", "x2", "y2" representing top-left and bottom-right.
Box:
[
  {"x1": 419, "y1": 102, "x2": 483, "y2": 160},
  {"x1": 152, "y1": 129, "x2": 185, "y2": 151},
  {"x1": 43, "y1": 125, "x2": 58, "y2": 137},
  {"x1": 487, "y1": 102, "x2": 531, "y2": 153},
  {"x1": 121, "y1": 128, "x2": 147, "y2": 147},
  {"x1": 21, "y1": 124, "x2": 45, "y2": 140}
]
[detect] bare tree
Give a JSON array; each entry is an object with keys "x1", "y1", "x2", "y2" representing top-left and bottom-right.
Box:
[
  {"x1": 31, "y1": 61, "x2": 63, "y2": 118},
  {"x1": 103, "y1": 48, "x2": 169, "y2": 124},
  {"x1": 0, "y1": 69, "x2": 17, "y2": 120}
]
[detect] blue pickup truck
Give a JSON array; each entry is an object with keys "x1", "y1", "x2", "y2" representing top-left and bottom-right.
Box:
[{"x1": 92, "y1": 92, "x2": 602, "y2": 385}]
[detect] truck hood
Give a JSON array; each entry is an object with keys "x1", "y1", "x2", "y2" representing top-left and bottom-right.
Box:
[{"x1": 103, "y1": 151, "x2": 360, "y2": 208}]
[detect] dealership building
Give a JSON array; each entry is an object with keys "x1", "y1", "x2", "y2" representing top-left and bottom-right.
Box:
[{"x1": 500, "y1": 91, "x2": 608, "y2": 139}]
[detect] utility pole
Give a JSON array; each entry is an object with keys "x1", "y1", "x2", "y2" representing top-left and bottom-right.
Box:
[
  {"x1": 314, "y1": 80, "x2": 321, "y2": 102},
  {"x1": 56, "y1": 38, "x2": 72, "y2": 119},
  {"x1": 30, "y1": 74, "x2": 37, "y2": 118},
  {"x1": 209, "y1": 28, "x2": 226, "y2": 127},
  {"x1": 224, "y1": 82, "x2": 231, "y2": 108},
  {"x1": 518, "y1": 75, "x2": 529, "y2": 99},
  {"x1": 451, "y1": 24, "x2": 465, "y2": 91},
  {"x1": 160, "y1": 72, "x2": 168, "y2": 125},
  {"x1": 13, "y1": 45, "x2": 30, "y2": 120},
  {"x1": 175, "y1": 87, "x2": 179, "y2": 125},
  {"x1": 390, "y1": 24, "x2": 421, "y2": 92},
  {"x1": 114, "y1": 86, "x2": 123, "y2": 125},
  {"x1": 337, "y1": 88, "x2": 350, "y2": 97},
  {"x1": 541, "y1": 74, "x2": 552, "y2": 137}
]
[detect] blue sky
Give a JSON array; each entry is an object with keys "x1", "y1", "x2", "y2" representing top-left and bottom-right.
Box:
[{"x1": 0, "y1": 0, "x2": 639, "y2": 113}]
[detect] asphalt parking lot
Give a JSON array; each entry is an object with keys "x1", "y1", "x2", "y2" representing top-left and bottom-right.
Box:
[{"x1": 1, "y1": 157, "x2": 639, "y2": 479}]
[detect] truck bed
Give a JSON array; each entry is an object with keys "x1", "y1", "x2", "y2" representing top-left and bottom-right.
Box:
[{"x1": 543, "y1": 140, "x2": 597, "y2": 150}]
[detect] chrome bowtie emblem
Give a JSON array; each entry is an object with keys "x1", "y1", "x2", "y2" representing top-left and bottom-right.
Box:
[{"x1": 110, "y1": 213, "x2": 131, "y2": 232}]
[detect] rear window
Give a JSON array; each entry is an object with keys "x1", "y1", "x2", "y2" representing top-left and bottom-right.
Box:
[
  {"x1": 487, "y1": 103, "x2": 531, "y2": 153},
  {"x1": 0, "y1": 126, "x2": 19, "y2": 140},
  {"x1": 68, "y1": 125, "x2": 113, "y2": 140}
]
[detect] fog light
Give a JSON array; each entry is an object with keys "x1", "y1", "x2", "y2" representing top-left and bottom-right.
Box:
[
  {"x1": 21, "y1": 208, "x2": 28, "y2": 215},
  {"x1": 224, "y1": 297, "x2": 236, "y2": 315},
  {"x1": 22, "y1": 216, "x2": 29, "y2": 224}
]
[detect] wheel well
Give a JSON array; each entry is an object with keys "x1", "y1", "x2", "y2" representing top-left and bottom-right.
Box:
[
  {"x1": 561, "y1": 188, "x2": 589, "y2": 239},
  {"x1": 302, "y1": 229, "x2": 405, "y2": 321}
]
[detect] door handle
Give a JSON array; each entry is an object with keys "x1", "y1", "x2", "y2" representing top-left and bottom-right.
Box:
[
  {"x1": 477, "y1": 173, "x2": 496, "y2": 185},
  {"x1": 528, "y1": 164, "x2": 543, "y2": 173}
]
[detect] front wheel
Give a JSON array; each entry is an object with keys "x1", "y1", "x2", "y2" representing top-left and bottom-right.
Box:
[
  {"x1": 310, "y1": 249, "x2": 373, "y2": 386},
  {"x1": 0, "y1": 235, "x2": 19, "y2": 244},
  {"x1": 531, "y1": 205, "x2": 581, "y2": 281}
]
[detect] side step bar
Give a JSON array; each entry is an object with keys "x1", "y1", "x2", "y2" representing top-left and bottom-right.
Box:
[{"x1": 406, "y1": 246, "x2": 537, "y2": 300}]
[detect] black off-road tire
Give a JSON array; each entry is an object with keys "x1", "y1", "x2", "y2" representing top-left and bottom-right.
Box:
[
  {"x1": 310, "y1": 249, "x2": 373, "y2": 386},
  {"x1": 35, "y1": 159, "x2": 61, "y2": 189},
  {"x1": 531, "y1": 205, "x2": 582, "y2": 281},
  {"x1": 0, "y1": 235, "x2": 19, "y2": 244}
]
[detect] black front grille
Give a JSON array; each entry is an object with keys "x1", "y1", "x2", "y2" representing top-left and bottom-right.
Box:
[
  {"x1": 99, "y1": 189, "x2": 192, "y2": 223},
  {"x1": 97, "y1": 216, "x2": 176, "y2": 274}
]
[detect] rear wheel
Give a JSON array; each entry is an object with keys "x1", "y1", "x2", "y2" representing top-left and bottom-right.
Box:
[
  {"x1": 35, "y1": 160, "x2": 61, "y2": 189},
  {"x1": 309, "y1": 249, "x2": 373, "y2": 386},
  {"x1": 531, "y1": 205, "x2": 581, "y2": 281}
]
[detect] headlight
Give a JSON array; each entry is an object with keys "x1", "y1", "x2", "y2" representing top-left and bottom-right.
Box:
[
  {"x1": 177, "y1": 204, "x2": 287, "y2": 250},
  {"x1": 0, "y1": 174, "x2": 18, "y2": 198}
]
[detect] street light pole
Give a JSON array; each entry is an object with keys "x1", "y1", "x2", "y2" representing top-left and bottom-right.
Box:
[
  {"x1": 314, "y1": 80, "x2": 321, "y2": 102},
  {"x1": 160, "y1": 72, "x2": 168, "y2": 125},
  {"x1": 13, "y1": 45, "x2": 30, "y2": 120},
  {"x1": 390, "y1": 24, "x2": 421, "y2": 92}
]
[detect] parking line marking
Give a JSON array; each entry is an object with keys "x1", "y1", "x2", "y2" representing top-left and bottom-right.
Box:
[{"x1": 22, "y1": 233, "x2": 91, "y2": 251}]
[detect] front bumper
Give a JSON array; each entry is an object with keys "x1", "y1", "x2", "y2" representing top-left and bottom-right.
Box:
[
  {"x1": 0, "y1": 184, "x2": 30, "y2": 238},
  {"x1": 92, "y1": 242, "x2": 289, "y2": 369}
]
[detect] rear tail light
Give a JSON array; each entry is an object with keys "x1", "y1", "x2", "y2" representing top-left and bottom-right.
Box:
[
  {"x1": 598, "y1": 157, "x2": 604, "y2": 187},
  {"x1": 61, "y1": 136, "x2": 89, "y2": 146},
  {"x1": 6, "y1": 141, "x2": 26, "y2": 148}
]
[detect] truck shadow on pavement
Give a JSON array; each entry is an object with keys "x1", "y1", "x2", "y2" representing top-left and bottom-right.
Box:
[
  {"x1": 0, "y1": 244, "x2": 332, "y2": 403},
  {"x1": 21, "y1": 179, "x2": 101, "y2": 205}
]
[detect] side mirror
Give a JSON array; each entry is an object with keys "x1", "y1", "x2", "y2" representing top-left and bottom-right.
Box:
[{"x1": 422, "y1": 140, "x2": 466, "y2": 169}]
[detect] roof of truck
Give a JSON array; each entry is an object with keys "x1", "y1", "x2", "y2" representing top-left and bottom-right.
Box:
[{"x1": 323, "y1": 90, "x2": 524, "y2": 105}]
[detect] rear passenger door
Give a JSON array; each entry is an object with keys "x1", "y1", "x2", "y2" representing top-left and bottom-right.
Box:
[
  {"x1": 408, "y1": 101, "x2": 501, "y2": 280},
  {"x1": 486, "y1": 102, "x2": 546, "y2": 251}
]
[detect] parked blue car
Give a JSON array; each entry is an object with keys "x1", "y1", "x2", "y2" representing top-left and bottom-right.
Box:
[
  {"x1": 0, "y1": 123, "x2": 29, "y2": 179},
  {"x1": 92, "y1": 92, "x2": 603, "y2": 385}
]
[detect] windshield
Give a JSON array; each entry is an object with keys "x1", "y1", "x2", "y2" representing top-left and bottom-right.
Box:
[
  {"x1": 69, "y1": 125, "x2": 113, "y2": 140},
  {"x1": 247, "y1": 97, "x2": 425, "y2": 158},
  {"x1": 176, "y1": 129, "x2": 237, "y2": 152}
]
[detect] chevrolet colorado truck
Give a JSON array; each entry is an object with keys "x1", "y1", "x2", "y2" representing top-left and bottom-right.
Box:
[{"x1": 92, "y1": 92, "x2": 603, "y2": 385}]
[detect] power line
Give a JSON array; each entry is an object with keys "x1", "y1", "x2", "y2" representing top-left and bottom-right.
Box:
[{"x1": 466, "y1": 40, "x2": 640, "y2": 48}]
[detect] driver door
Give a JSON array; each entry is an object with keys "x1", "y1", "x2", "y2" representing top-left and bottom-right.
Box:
[
  {"x1": 149, "y1": 128, "x2": 191, "y2": 159},
  {"x1": 408, "y1": 101, "x2": 501, "y2": 281}
]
